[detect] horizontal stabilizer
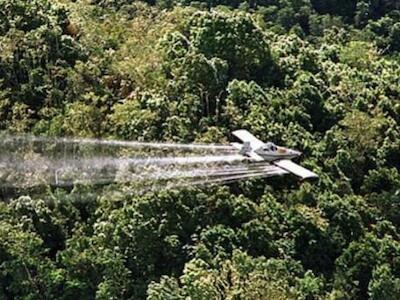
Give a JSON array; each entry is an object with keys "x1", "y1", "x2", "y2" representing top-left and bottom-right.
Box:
[
  {"x1": 231, "y1": 142, "x2": 243, "y2": 151},
  {"x1": 273, "y1": 159, "x2": 318, "y2": 180}
]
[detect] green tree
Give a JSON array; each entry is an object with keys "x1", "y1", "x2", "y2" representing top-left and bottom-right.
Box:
[{"x1": 0, "y1": 0, "x2": 87, "y2": 130}]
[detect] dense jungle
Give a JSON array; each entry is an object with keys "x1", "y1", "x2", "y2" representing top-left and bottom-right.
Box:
[{"x1": 1, "y1": 0, "x2": 400, "y2": 299}]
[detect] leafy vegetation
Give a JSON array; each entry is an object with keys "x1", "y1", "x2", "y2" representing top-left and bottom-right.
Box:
[{"x1": 1, "y1": 0, "x2": 400, "y2": 299}]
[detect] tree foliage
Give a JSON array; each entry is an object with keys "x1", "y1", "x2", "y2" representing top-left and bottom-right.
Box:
[{"x1": 1, "y1": 0, "x2": 400, "y2": 299}]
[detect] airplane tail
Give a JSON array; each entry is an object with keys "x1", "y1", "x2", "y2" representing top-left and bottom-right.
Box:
[
  {"x1": 231, "y1": 142, "x2": 252, "y2": 155},
  {"x1": 239, "y1": 142, "x2": 251, "y2": 155}
]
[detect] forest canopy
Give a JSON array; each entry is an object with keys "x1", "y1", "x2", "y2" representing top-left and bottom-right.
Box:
[{"x1": 0, "y1": 0, "x2": 400, "y2": 299}]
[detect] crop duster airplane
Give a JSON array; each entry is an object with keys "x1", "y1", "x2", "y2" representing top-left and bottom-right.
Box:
[{"x1": 231, "y1": 130, "x2": 318, "y2": 180}]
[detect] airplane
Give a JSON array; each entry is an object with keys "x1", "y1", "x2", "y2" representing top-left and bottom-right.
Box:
[{"x1": 231, "y1": 129, "x2": 318, "y2": 180}]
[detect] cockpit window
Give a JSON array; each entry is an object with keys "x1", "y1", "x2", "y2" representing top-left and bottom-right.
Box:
[{"x1": 264, "y1": 142, "x2": 277, "y2": 152}]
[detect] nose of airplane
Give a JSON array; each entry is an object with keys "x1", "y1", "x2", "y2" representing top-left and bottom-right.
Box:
[{"x1": 291, "y1": 150, "x2": 302, "y2": 157}]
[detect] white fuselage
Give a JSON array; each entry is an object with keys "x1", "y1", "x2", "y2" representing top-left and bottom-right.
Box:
[
  {"x1": 253, "y1": 145, "x2": 301, "y2": 162},
  {"x1": 231, "y1": 140, "x2": 301, "y2": 162}
]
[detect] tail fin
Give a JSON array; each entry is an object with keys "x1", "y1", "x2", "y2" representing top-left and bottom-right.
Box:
[{"x1": 239, "y1": 142, "x2": 251, "y2": 155}]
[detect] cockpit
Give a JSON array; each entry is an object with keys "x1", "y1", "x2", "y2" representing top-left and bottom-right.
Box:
[{"x1": 263, "y1": 142, "x2": 277, "y2": 152}]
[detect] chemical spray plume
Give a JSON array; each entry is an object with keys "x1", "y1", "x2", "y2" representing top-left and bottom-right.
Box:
[{"x1": 0, "y1": 134, "x2": 282, "y2": 190}]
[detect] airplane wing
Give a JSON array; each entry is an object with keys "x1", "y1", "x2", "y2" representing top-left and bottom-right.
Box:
[
  {"x1": 232, "y1": 130, "x2": 264, "y2": 149},
  {"x1": 273, "y1": 159, "x2": 318, "y2": 180}
]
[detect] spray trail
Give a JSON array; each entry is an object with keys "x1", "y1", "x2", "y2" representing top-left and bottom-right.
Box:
[{"x1": 0, "y1": 134, "x2": 283, "y2": 189}]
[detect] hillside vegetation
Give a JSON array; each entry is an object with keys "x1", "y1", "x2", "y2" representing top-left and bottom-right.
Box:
[{"x1": 1, "y1": 0, "x2": 400, "y2": 299}]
